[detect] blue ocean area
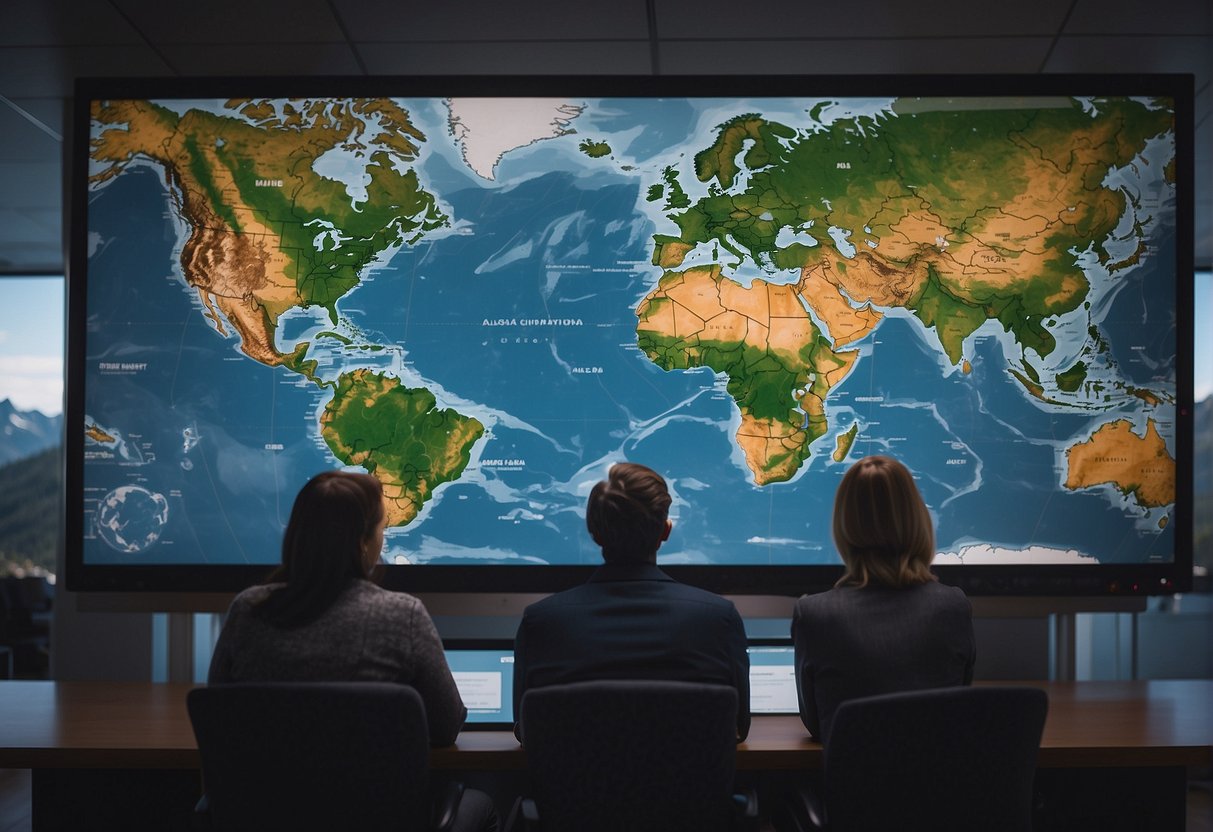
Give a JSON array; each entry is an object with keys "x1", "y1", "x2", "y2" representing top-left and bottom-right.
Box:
[{"x1": 1101, "y1": 231, "x2": 1178, "y2": 393}]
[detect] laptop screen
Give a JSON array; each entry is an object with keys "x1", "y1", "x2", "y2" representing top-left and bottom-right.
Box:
[
  {"x1": 445, "y1": 640, "x2": 797, "y2": 723},
  {"x1": 443, "y1": 640, "x2": 515, "y2": 728},
  {"x1": 748, "y1": 643, "x2": 799, "y2": 715}
]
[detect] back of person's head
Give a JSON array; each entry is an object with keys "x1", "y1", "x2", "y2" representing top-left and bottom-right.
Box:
[
  {"x1": 833, "y1": 455, "x2": 936, "y2": 589},
  {"x1": 585, "y1": 462, "x2": 672, "y2": 564},
  {"x1": 255, "y1": 470, "x2": 385, "y2": 627}
]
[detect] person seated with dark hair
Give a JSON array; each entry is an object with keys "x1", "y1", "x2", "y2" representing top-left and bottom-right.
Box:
[
  {"x1": 208, "y1": 470, "x2": 497, "y2": 831},
  {"x1": 792, "y1": 454, "x2": 976, "y2": 745},
  {"x1": 512, "y1": 461, "x2": 750, "y2": 741}
]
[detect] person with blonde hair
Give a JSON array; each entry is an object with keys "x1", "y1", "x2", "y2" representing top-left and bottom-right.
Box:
[{"x1": 792, "y1": 455, "x2": 975, "y2": 744}]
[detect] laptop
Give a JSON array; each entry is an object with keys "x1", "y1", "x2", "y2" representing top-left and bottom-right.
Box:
[
  {"x1": 444, "y1": 638, "x2": 799, "y2": 726},
  {"x1": 443, "y1": 639, "x2": 516, "y2": 730},
  {"x1": 747, "y1": 640, "x2": 799, "y2": 716}
]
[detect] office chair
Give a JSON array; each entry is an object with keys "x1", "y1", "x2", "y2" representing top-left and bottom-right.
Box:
[
  {"x1": 513, "y1": 679, "x2": 757, "y2": 832},
  {"x1": 187, "y1": 682, "x2": 465, "y2": 832},
  {"x1": 779, "y1": 685, "x2": 1048, "y2": 832}
]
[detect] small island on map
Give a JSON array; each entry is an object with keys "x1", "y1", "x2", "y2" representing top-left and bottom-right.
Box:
[
  {"x1": 1064, "y1": 418, "x2": 1175, "y2": 509},
  {"x1": 578, "y1": 139, "x2": 612, "y2": 158},
  {"x1": 832, "y1": 424, "x2": 858, "y2": 463},
  {"x1": 85, "y1": 422, "x2": 117, "y2": 444}
]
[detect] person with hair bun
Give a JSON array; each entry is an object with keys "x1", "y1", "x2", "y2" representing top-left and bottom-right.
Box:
[
  {"x1": 792, "y1": 455, "x2": 976, "y2": 745},
  {"x1": 512, "y1": 461, "x2": 750, "y2": 741}
]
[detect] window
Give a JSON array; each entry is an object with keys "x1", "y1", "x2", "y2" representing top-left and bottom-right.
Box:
[
  {"x1": 0, "y1": 275, "x2": 63, "y2": 579},
  {"x1": 1195, "y1": 270, "x2": 1211, "y2": 581}
]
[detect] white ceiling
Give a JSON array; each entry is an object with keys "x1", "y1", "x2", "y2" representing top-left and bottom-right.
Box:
[{"x1": 1, "y1": 0, "x2": 1210, "y2": 273}]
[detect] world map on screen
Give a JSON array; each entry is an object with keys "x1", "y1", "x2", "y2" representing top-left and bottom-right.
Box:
[{"x1": 82, "y1": 93, "x2": 1178, "y2": 567}]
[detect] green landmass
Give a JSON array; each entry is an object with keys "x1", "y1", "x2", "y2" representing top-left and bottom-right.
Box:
[
  {"x1": 282, "y1": 342, "x2": 325, "y2": 386},
  {"x1": 1008, "y1": 369, "x2": 1045, "y2": 400},
  {"x1": 90, "y1": 97, "x2": 449, "y2": 356},
  {"x1": 1020, "y1": 358, "x2": 1041, "y2": 386},
  {"x1": 910, "y1": 265, "x2": 991, "y2": 365},
  {"x1": 634, "y1": 269, "x2": 853, "y2": 484},
  {"x1": 1088, "y1": 325, "x2": 1110, "y2": 354},
  {"x1": 1128, "y1": 387, "x2": 1170, "y2": 406},
  {"x1": 660, "y1": 165, "x2": 690, "y2": 211},
  {"x1": 578, "y1": 139, "x2": 612, "y2": 158},
  {"x1": 1056, "y1": 361, "x2": 1088, "y2": 393},
  {"x1": 226, "y1": 146, "x2": 444, "y2": 318},
  {"x1": 184, "y1": 133, "x2": 243, "y2": 234},
  {"x1": 316, "y1": 330, "x2": 353, "y2": 345},
  {"x1": 653, "y1": 98, "x2": 1173, "y2": 368},
  {"x1": 321, "y1": 369, "x2": 484, "y2": 526},
  {"x1": 637, "y1": 328, "x2": 821, "y2": 428}
]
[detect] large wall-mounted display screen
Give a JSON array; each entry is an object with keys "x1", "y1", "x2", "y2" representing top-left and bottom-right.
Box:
[{"x1": 66, "y1": 75, "x2": 1193, "y2": 594}]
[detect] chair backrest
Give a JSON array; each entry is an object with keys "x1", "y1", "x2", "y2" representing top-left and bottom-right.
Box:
[
  {"x1": 187, "y1": 682, "x2": 432, "y2": 832},
  {"x1": 824, "y1": 685, "x2": 1048, "y2": 832},
  {"x1": 520, "y1": 679, "x2": 739, "y2": 832}
]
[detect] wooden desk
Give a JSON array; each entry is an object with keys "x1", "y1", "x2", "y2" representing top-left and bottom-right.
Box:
[
  {"x1": 440, "y1": 679, "x2": 1213, "y2": 771},
  {"x1": 0, "y1": 680, "x2": 1209, "y2": 828},
  {"x1": 0, "y1": 679, "x2": 1208, "y2": 769}
]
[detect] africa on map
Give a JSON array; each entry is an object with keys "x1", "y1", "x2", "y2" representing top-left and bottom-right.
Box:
[{"x1": 81, "y1": 91, "x2": 1179, "y2": 568}]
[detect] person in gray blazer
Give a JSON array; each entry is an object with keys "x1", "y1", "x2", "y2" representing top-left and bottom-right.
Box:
[
  {"x1": 792, "y1": 455, "x2": 975, "y2": 745},
  {"x1": 208, "y1": 470, "x2": 498, "y2": 831}
]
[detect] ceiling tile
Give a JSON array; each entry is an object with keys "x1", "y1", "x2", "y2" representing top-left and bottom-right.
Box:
[
  {"x1": 333, "y1": 0, "x2": 650, "y2": 42},
  {"x1": 0, "y1": 99, "x2": 66, "y2": 158},
  {"x1": 166, "y1": 43, "x2": 364, "y2": 76},
  {"x1": 1043, "y1": 36, "x2": 1211, "y2": 88},
  {"x1": 0, "y1": 46, "x2": 173, "y2": 98},
  {"x1": 1067, "y1": 0, "x2": 1213, "y2": 35},
  {"x1": 0, "y1": 0, "x2": 144, "y2": 46},
  {"x1": 360, "y1": 41, "x2": 653, "y2": 75},
  {"x1": 111, "y1": 0, "x2": 346, "y2": 44},
  {"x1": 655, "y1": 0, "x2": 1069, "y2": 39},
  {"x1": 659, "y1": 38, "x2": 1052, "y2": 75}
]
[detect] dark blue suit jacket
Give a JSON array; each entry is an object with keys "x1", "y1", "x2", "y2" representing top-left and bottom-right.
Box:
[{"x1": 513, "y1": 562, "x2": 751, "y2": 740}]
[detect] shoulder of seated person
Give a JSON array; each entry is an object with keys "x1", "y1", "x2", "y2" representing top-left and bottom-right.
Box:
[{"x1": 352, "y1": 580, "x2": 424, "y2": 608}]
